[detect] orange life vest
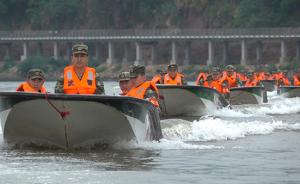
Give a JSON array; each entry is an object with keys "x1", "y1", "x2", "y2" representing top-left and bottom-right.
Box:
[
  {"x1": 63, "y1": 66, "x2": 96, "y2": 94},
  {"x1": 293, "y1": 75, "x2": 300, "y2": 86},
  {"x1": 203, "y1": 81, "x2": 210, "y2": 87},
  {"x1": 222, "y1": 71, "x2": 238, "y2": 88},
  {"x1": 276, "y1": 72, "x2": 290, "y2": 86},
  {"x1": 244, "y1": 79, "x2": 259, "y2": 87},
  {"x1": 126, "y1": 81, "x2": 159, "y2": 107},
  {"x1": 195, "y1": 72, "x2": 207, "y2": 85},
  {"x1": 237, "y1": 73, "x2": 248, "y2": 81},
  {"x1": 152, "y1": 75, "x2": 162, "y2": 84},
  {"x1": 258, "y1": 72, "x2": 266, "y2": 80},
  {"x1": 16, "y1": 82, "x2": 47, "y2": 93},
  {"x1": 164, "y1": 73, "x2": 184, "y2": 85},
  {"x1": 209, "y1": 80, "x2": 229, "y2": 94},
  {"x1": 268, "y1": 74, "x2": 276, "y2": 80}
]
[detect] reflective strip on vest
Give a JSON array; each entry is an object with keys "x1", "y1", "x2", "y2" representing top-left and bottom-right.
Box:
[
  {"x1": 88, "y1": 71, "x2": 93, "y2": 81},
  {"x1": 67, "y1": 71, "x2": 72, "y2": 80}
]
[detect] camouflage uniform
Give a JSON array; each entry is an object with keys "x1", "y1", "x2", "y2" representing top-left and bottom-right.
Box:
[
  {"x1": 54, "y1": 43, "x2": 105, "y2": 95},
  {"x1": 129, "y1": 65, "x2": 158, "y2": 99},
  {"x1": 54, "y1": 73, "x2": 105, "y2": 94}
]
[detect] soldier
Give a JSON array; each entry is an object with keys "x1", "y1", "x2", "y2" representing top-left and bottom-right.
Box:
[
  {"x1": 152, "y1": 69, "x2": 167, "y2": 84},
  {"x1": 293, "y1": 68, "x2": 300, "y2": 86},
  {"x1": 126, "y1": 65, "x2": 159, "y2": 107},
  {"x1": 244, "y1": 71, "x2": 262, "y2": 87},
  {"x1": 163, "y1": 64, "x2": 187, "y2": 85},
  {"x1": 221, "y1": 65, "x2": 242, "y2": 88},
  {"x1": 118, "y1": 71, "x2": 133, "y2": 95},
  {"x1": 16, "y1": 69, "x2": 47, "y2": 93},
  {"x1": 54, "y1": 43, "x2": 105, "y2": 94}
]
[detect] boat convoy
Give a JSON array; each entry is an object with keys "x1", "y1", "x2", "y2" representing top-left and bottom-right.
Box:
[
  {"x1": 1, "y1": 43, "x2": 300, "y2": 149},
  {"x1": 1, "y1": 72, "x2": 298, "y2": 150}
]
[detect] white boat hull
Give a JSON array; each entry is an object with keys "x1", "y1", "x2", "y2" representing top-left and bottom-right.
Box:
[{"x1": 0, "y1": 93, "x2": 162, "y2": 149}]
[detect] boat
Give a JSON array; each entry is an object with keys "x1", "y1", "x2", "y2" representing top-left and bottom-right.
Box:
[
  {"x1": 157, "y1": 85, "x2": 228, "y2": 120},
  {"x1": 278, "y1": 86, "x2": 300, "y2": 98},
  {"x1": 260, "y1": 80, "x2": 276, "y2": 91},
  {"x1": 229, "y1": 86, "x2": 268, "y2": 105},
  {"x1": 0, "y1": 92, "x2": 162, "y2": 149}
]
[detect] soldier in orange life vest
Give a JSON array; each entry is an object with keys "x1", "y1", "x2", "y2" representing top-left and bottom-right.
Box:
[
  {"x1": 244, "y1": 71, "x2": 262, "y2": 87},
  {"x1": 195, "y1": 68, "x2": 208, "y2": 86},
  {"x1": 118, "y1": 71, "x2": 133, "y2": 95},
  {"x1": 54, "y1": 43, "x2": 105, "y2": 94},
  {"x1": 276, "y1": 70, "x2": 291, "y2": 86},
  {"x1": 237, "y1": 69, "x2": 248, "y2": 84},
  {"x1": 164, "y1": 64, "x2": 187, "y2": 85},
  {"x1": 292, "y1": 68, "x2": 300, "y2": 86},
  {"x1": 16, "y1": 69, "x2": 47, "y2": 93},
  {"x1": 221, "y1": 65, "x2": 242, "y2": 88},
  {"x1": 209, "y1": 67, "x2": 229, "y2": 95},
  {"x1": 152, "y1": 69, "x2": 167, "y2": 84},
  {"x1": 126, "y1": 65, "x2": 159, "y2": 107}
]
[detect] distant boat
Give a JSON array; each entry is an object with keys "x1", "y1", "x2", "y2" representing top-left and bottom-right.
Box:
[
  {"x1": 0, "y1": 92, "x2": 162, "y2": 149},
  {"x1": 260, "y1": 80, "x2": 276, "y2": 91},
  {"x1": 278, "y1": 86, "x2": 300, "y2": 98},
  {"x1": 157, "y1": 85, "x2": 228, "y2": 120},
  {"x1": 229, "y1": 86, "x2": 268, "y2": 105}
]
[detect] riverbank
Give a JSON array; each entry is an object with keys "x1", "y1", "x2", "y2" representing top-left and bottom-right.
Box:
[{"x1": 0, "y1": 61, "x2": 298, "y2": 81}]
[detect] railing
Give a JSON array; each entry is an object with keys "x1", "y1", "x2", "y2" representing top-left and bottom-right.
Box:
[{"x1": 0, "y1": 28, "x2": 300, "y2": 41}]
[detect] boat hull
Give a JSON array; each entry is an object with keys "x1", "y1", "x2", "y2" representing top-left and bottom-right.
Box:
[
  {"x1": 157, "y1": 85, "x2": 228, "y2": 120},
  {"x1": 229, "y1": 87, "x2": 267, "y2": 105},
  {"x1": 0, "y1": 92, "x2": 162, "y2": 149},
  {"x1": 278, "y1": 86, "x2": 300, "y2": 98},
  {"x1": 261, "y1": 80, "x2": 276, "y2": 91}
]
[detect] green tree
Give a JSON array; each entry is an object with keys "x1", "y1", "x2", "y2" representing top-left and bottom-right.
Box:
[{"x1": 27, "y1": 0, "x2": 82, "y2": 29}]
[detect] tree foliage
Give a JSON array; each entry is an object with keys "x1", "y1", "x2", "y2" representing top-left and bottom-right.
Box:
[{"x1": 0, "y1": 0, "x2": 299, "y2": 29}]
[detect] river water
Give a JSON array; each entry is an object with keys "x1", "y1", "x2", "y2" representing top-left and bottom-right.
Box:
[{"x1": 0, "y1": 81, "x2": 300, "y2": 184}]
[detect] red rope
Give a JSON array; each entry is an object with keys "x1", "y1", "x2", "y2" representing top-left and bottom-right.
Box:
[{"x1": 44, "y1": 92, "x2": 70, "y2": 119}]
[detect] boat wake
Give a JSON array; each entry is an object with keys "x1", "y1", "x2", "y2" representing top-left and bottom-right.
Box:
[
  {"x1": 162, "y1": 117, "x2": 300, "y2": 142},
  {"x1": 112, "y1": 139, "x2": 223, "y2": 150},
  {"x1": 244, "y1": 97, "x2": 300, "y2": 115}
]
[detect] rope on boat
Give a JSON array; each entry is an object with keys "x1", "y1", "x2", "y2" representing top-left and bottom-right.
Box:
[{"x1": 44, "y1": 92, "x2": 70, "y2": 120}]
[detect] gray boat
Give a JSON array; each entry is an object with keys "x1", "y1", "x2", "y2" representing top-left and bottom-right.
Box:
[
  {"x1": 0, "y1": 92, "x2": 162, "y2": 149},
  {"x1": 278, "y1": 86, "x2": 300, "y2": 98},
  {"x1": 260, "y1": 80, "x2": 276, "y2": 91},
  {"x1": 157, "y1": 85, "x2": 228, "y2": 120},
  {"x1": 229, "y1": 86, "x2": 268, "y2": 105}
]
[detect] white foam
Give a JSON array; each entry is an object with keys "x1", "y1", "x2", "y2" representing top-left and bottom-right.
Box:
[
  {"x1": 267, "y1": 91, "x2": 279, "y2": 98},
  {"x1": 112, "y1": 139, "x2": 223, "y2": 150},
  {"x1": 209, "y1": 106, "x2": 253, "y2": 117},
  {"x1": 162, "y1": 117, "x2": 300, "y2": 142},
  {"x1": 245, "y1": 97, "x2": 300, "y2": 115}
]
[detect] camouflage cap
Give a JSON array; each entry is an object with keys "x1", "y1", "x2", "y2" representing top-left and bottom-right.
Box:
[
  {"x1": 247, "y1": 71, "x2": 254, "y2": 76},
  {"x1": 160, "y1": 70, "x2": 167, "y2": 75},
  {"x1": 168, "y1": 64, "x2": 178, "y2": 70},
  {"x1": 211, "y1": 67, "x2": 220, "y2": 73},
  {"x1": 27, "y1": 69, "x2": 45, "y2": 80},
  {"x1": 119, "y1": 71, "x2": 130, "y2": 81},
  {"x1": 72, "y1": 43, "x2": 88, "y2": 55},
  {"x1": 226, "y1": 65, "x2": 235, "y2": 70},
  {"x1": 129, "y1": 65, "x2": 146, "y2": 78}
]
